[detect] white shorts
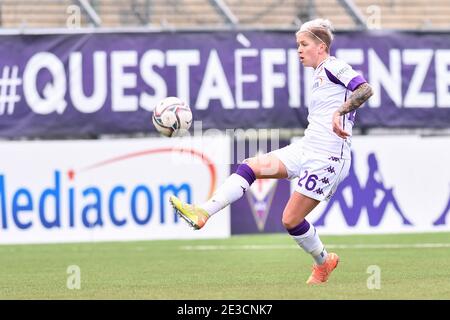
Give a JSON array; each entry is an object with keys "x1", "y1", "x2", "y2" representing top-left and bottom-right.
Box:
[{"x1": 270, "y1": 140, "x2": 350, "y2": 201}]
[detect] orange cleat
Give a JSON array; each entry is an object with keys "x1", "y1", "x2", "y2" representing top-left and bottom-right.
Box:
[{"x1": 306, "y1": 252, "x2": 339, "y2": 285}]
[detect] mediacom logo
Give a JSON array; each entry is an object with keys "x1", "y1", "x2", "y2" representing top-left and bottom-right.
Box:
[{"x1": 0, "y1": 147, "x2": 216, "y2": 231}]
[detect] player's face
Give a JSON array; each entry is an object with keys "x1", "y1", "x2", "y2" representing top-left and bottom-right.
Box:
[{"x1": 296, "y1": 33, "x2": 321, "y2": 68}]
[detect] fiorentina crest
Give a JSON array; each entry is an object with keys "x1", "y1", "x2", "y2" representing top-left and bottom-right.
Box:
[{"x1": 246, "y1": 178, "x2": 278, "y2": 231}]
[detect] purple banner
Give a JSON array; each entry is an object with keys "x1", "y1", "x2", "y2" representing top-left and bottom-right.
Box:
[{"x1": 0, "y1": 31, "x2": 449, "y2": 138}]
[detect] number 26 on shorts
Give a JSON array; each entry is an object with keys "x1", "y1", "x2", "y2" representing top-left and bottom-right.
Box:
[{"x1": 298, "y1": 170, "x2": 319, "y2": 191}]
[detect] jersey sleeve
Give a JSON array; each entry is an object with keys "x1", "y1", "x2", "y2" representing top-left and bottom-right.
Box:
[{"x1": 324, "y1": 59, "x2": 366, "y2": 91}]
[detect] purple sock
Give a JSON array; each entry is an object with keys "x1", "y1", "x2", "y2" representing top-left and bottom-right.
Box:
[
  {"x1": 235, "y1": 163, "x2": 256, "y2": 186},
  {"x1": 287, "y1": 219, "x2": 310, "y2": 236}
]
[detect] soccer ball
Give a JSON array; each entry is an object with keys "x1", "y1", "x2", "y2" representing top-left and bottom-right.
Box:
[{"x1": 152, "y1": 97, "x2": 193, "y2": 137}]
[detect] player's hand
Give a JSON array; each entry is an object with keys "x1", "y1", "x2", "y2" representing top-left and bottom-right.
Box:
[{"x1": 332, "y1": 111, "x2": 350, "y2": 139}]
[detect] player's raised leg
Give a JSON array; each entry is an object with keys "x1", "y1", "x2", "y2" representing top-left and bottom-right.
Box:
[
  {"x1": 170, "y1": 154, "x2": 287, "y2": 230},
  {"x1": 169, "y1": 196, "x2": 210, "y2": 230}
]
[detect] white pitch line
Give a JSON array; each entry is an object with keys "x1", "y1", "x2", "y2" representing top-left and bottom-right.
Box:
[{"x1": 180, "y1": 243, "x2": 450, "y2": 251}]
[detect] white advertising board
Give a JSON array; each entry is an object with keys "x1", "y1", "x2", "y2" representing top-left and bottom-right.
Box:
[
  {"x1": 0, "y1": 136, "x2": 230, "y2": 244},
  {"x1": 293, "y1": 136, "x2": 450, "y2": 234}
]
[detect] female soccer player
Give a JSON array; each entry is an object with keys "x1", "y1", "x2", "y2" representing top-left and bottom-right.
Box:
[{"x1": 170, "y1": 18, "x2": 373, "y2": 284}]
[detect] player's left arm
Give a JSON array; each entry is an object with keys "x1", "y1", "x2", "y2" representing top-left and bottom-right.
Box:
[
  {"x1": 336, "y1": 83, "x2": 373, "y2": 116},
  {"x1": 332, "y1": 82, "x2": 374, "y2": 139}
]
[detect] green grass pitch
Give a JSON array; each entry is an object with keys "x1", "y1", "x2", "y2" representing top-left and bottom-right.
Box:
[{"x1": 1, "y1": 232, "x2": 449, "y2": 299}]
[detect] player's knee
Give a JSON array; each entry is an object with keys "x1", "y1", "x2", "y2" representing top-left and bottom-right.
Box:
[
  {"x1": 242, "y1": 157, "x2": 255, "y2": 166},
  {"x1": 242, "y1": 157, "x2": 259, "y2": 175},
  {"x1": 282, "y1": 210, "x2": 300, "y2": 230}
]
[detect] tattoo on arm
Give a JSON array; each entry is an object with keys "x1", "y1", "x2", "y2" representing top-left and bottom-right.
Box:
[{"x1": 337, "y1": 83, "x2": 374, "y2": 116}]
